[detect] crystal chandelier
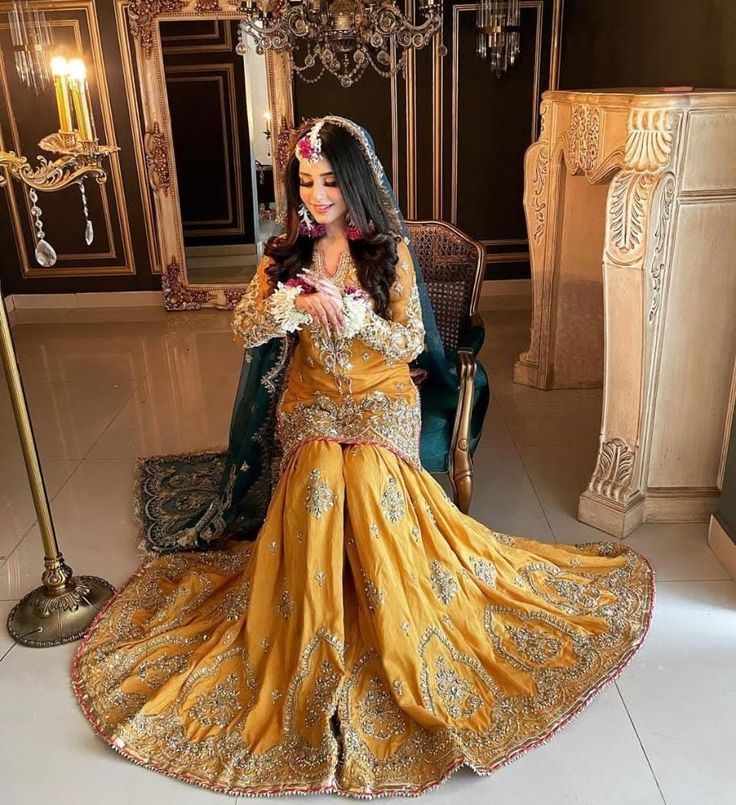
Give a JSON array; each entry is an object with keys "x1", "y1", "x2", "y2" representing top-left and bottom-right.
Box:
[
  {"x1": 7, "y1": 0, "x2": 54, "y2": 93},
  {"x1": 236, "y1": 0, "x2": 443, "y2": 88},
  {"x1": 476, "y1": 0, "x2": 520, "y2": 77}
]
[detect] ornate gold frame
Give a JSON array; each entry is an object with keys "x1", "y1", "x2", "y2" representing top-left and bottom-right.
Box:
[{"x1": 125, "y1": 0, "x2": 294, "y2": 310}]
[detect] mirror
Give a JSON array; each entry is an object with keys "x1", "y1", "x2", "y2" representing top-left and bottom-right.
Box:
[
  {"x1": 130, "y1": 3, "x2": 293, "y2": 309},
  {"x1": 159, "y1": 19, "x2": 279, "y2": 286}
]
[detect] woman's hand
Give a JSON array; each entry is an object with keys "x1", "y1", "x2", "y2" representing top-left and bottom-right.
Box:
[
  {"x1": 294, "y1": 275, "x2": 344, "y2": 332},
  {"x1": 299, "y1": 270, "x2": 342, "y2": 302}
]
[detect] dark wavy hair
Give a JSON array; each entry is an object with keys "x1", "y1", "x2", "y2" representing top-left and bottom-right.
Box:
[{"x1": 264, "y1": 121, "x2": 398, "y2": 319}]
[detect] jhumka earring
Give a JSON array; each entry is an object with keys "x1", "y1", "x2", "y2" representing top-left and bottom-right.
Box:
[
  {"x1": 298, "y1": 203, "x2": 326, "y2": 238},
  {"x1": 345, "y1": 212, "x2": 362, "y2": 241}
]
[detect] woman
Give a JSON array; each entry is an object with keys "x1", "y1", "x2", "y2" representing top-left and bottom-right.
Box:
[{"x1": 72, "y1": 117, "x2": 654, "y2": 798}]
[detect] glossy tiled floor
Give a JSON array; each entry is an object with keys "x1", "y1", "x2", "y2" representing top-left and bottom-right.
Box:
[{"x1": 1, "y1": 306, "x2": 734, "y2": 804}]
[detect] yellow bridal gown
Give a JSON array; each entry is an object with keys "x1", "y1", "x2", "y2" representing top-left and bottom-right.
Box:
[{"x1": 72, "y1": 242, "x2": 654, "y2": 797}]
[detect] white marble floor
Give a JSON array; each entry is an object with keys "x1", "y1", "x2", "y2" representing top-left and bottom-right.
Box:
[{"x1": 1, "y1": 306, "x2": 734, "y2": 805}]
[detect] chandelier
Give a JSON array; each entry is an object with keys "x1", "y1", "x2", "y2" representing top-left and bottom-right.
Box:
[
  {"x1": 7, "y1": 0, "x2": 54, "y2": 93},
  {"x1": 236, "y1": 0, "x2": 443, "y2": 87},
  {"x1": 476, "y1": 0, "x2": 521, "y2": 77}
]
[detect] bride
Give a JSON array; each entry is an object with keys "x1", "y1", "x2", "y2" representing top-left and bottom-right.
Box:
[{"x1": 72, "y1": 116, "x2": 654, "y2": 797}]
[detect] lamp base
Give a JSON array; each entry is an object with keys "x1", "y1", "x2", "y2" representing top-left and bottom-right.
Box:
[{"x1": 7, "y1": 575, "x2": 116, "y2": 648}]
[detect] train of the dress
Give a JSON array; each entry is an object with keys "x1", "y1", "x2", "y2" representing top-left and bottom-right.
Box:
[{"x1": 72, "y1": 439, "x2": 654, "y2": 798}]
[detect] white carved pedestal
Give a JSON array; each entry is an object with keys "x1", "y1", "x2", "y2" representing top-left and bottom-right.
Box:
[{"x1": 516, "y1": 89, "x2": 736, "y2": 538}]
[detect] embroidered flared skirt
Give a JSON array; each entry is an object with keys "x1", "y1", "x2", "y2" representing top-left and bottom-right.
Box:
[{"x1": 72, "y1": 439, "x2": 654, "y2": 797}]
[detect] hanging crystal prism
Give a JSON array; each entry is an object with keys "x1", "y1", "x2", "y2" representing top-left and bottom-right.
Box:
[
  {"x1": 28, "y1": 187, "x2": 57, "y2": 267},
  {"x1": 78, "y1": 179, "x2": 94, "y2": 246}
]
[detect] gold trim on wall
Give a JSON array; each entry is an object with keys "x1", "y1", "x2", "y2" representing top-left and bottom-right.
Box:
[
  {"x1": 161, "y1": 18, "x2": 233, "y2": 52},
  {"x1": 451, "y1": 1, "x2": 544, "y2": 244},
  {"x1": 549, "y1": 0, "x2": 564, "y2": 91},
  {"x1": 390, "y1": 41, "x2": 400, "y2": 197},
  {"x1": 116, "y1": 0, "x2": 161, "y2": 273},
  {"x1": 432, "y1": 30, "x2": 443, "y2": 219},
  {"x1": 0, "y1": 1, "x2": 136, "y2": 278},
  {"x1": 264, "y1": 49, "x2": 293, "y2": 219},
  {"x1": 405, "y1": 46, "x2": 417, "y2": 218}
]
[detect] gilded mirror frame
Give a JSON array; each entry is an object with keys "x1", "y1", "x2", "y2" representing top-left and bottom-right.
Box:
[{"x1": 126, "y1": 0, "x2": 294, "y2": 309}]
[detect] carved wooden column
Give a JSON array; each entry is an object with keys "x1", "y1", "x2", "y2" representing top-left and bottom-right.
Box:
[{"x1": 516, "y1": 90, "x2": 736, "y2": 537}]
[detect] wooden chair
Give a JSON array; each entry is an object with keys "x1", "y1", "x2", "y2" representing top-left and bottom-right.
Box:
[{"x1": 407, "y1": 220, "x2": 490, "y2": 513}]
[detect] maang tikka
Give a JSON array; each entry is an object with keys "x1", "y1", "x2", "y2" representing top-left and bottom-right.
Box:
[{"x1": 296, "y1": 120, "x2": 327, "y2": 237}]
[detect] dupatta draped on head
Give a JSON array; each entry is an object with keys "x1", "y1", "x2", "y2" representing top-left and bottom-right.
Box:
[{"x1": 149, "y1": 116, "x2": 458, "y2": 551}]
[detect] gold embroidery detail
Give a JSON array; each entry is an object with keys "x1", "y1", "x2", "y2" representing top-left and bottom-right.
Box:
[
  {"x1": 361, "y1": 569, "x2": 385, "y2": 613},
  {"x1": 380, "y1": 477, "x2": 405, "y2": 522},
  {"x1": 495, "y1": 533, "x2": 517, "y2": 546},
  {"x1": 434, "y1": 657, "x2": 482, "y2": 720},
  {"x1": 470, "y1": 556, "x2": 496, "y2": 588},
  {"x1": 547, "y1": 576, "x2": 603, "y2": 609},
  {"x1": 277, "y1": 589, "x2": 293, "y2": 620},
  {"x1": 305, "y1": 468, "x2": 336, "y2": 518},
  {"x1": 137, "y1": 653, "x2": 189, "y2": 689},
  {"x1": 358, "y1": 677, "x2": 407, "y2": 740},
  {"x1": 356, "y1": 258, "x2": 425, "y2": 366},
  {"x1": 279, "y1": 391, "x2": 421, "y2": 470},
  {"x1": 231, "y1": 258, "x2": 305, "y2": 347},
  {"x1": 308, "y1": 322, "x2": 354, "y2": 393},
  {"x1": 188, "y1": 673, "x2": 241, "y2": 727},
  {"x1": 430, "y1": 560, "x2": 458, "y2": 605},
  {"x1": 304, "y1": 660, "x2": 341, "y2": 727},
  {"x1": 505, "y1": 624, "x2": 563, "y2": 665}
]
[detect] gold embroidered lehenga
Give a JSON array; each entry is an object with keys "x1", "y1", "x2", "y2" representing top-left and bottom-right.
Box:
[{"x1": 72, "y1": 242, "x2": 655, "y2": 798}]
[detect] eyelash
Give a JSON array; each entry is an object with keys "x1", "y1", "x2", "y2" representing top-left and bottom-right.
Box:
[{"x1": 300, "y1": 181, "x2": 338, "y2": 188}]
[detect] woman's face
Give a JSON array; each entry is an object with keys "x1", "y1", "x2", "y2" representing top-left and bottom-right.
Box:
[{"x1": 298, "y1": 157, "x2": 348, "y2": 229}]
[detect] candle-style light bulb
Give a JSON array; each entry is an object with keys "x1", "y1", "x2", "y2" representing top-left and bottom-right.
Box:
[
  {"x1": 50, "y1": 56, "x2": 73, "y2": 134},
  {"x1": 67, "y1": 58, "x2": 94, "y2": 141}
]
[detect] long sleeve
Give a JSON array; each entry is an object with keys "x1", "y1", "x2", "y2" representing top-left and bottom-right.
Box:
[
  {"x1": 232, "y1": 256, "x2": 311, "y2": 348},
  {"x1": 352, "y1": 242, "x2": 426, "y2": 365}
]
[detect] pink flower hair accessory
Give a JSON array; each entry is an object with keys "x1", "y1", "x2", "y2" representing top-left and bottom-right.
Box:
[{"x1": 296, "y1": 121, "x2": 325, "y2": 165}]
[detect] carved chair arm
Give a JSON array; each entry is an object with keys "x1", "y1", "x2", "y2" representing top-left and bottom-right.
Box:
[
  {"x1": 457, "y1": 313, "x2": 486, "y2": 356},
  {"x1": 449, "y1": 350, "x2": 477, "y2": 513}
]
